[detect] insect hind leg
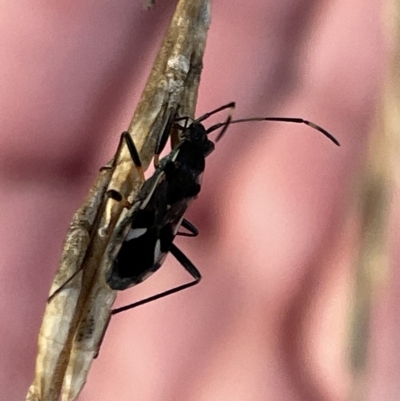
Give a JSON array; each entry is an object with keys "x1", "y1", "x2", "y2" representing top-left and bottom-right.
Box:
[
  {"x1": 111, "y1": 243, "x2": 201, "y2": 315},
  {"x1": 177, "y1": 218, "x2": 199, "y2": 237}
]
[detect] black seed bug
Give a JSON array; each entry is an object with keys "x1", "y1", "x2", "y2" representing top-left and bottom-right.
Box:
[{"x1": 107, "y1": 102, "x2": 340, "y2": 315}]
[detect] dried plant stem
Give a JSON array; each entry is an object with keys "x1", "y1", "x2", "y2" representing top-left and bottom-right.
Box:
[
  {"x1": 26, "y1": 1, "x2": 211, "y2": 400},
  {"x1": 348, "y1": 2, "x2": 398, "y2": 400}
]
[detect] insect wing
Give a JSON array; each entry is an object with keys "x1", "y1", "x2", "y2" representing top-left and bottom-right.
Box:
[
  {"x1": 106, "y1": 168, "x2": 170, "y2": 290},
  {"x1": 106, "y1": 145, "x2": 199, "y2": 291}
]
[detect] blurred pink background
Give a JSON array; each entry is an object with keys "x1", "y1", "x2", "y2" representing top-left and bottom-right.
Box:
[{"x1": 0, "y1": 1, "x2": 391, "y2": 400}]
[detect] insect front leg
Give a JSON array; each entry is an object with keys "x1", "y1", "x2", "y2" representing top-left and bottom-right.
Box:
[
  {"x1": 106, "y1": 131, "x2": 146, "y2": 207},
  {"x1": 111, "y1": 243, "x2": 201, "y2": 315},
  {"x1": 121, "y1": 131, "x2": 145, "y2": 181}
]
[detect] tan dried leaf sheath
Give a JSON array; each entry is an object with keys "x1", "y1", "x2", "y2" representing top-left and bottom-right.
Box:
[
  {"x1": 26, "y1": 0, "x2": 211, "y2": 400},
  {"x1": 26, "y1": 167, "x2": 114, "y2": 401}
]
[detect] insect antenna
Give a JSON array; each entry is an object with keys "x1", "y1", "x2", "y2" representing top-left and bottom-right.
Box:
[
  {"x1": 207, "y1": 116, "x2": 340, "y2": 146},
  {"x1": 195, "y1": 101, "x2": 236, "y2": 124},
  {"x1": 170, "y1": 102, "x2": 236, "y2": 146},
  {"x1": 191, "y1": 101, "x2": 235, "y2": 142}
]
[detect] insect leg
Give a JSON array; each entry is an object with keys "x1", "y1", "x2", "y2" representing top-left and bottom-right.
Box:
[
  {"x1": 101, "y1": 131, "x2": 144, "y2": 178},
  {"x1": 111, "y1": 243, "x2": 201, "y2": 315},
  {"x1": 51, "y1": 132, "x2": 145, "y2": 300},
  {"x1": 120, "y1": 131, "x2": 145, "y2": 181},
  {"x1": 106, "y1": 131, "x2": 146, "y2": 206},
  {"x1": 177, "y1": 218, "x2": 199, "y2": 237}
]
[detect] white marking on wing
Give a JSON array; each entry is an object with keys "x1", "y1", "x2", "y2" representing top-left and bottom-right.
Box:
[
  {"x1": 154, "y1": 239, "x2": 161, "y2": 262},
  {"x1": 173, "y1": 215, "x2": 185, "y2": 235},
  {"x1": 126, "y1": 228, "x2": 147, "y2": 241},
  {"x1": 171, "y1": 149, "x2": 180, "y2": 162},
  {"x1": 140, "y1": 172, "x2": 165, "y2": 210}
]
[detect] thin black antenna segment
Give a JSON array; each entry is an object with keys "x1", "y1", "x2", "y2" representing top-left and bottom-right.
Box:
[
  {"x1": 195, "y1": 101, "x2": 236, "y2": 124},
  {"x1": 207, "y1": 117, "x2": 340, "y2": 146}
]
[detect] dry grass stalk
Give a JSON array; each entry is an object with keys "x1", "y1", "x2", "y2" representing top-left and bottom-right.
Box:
[
  {"x1": 348, "y1": 2, "x2": 398, "y2": 399},
  {"x1": 26, "y1": 0, "x2": 211, "y2": 400}
]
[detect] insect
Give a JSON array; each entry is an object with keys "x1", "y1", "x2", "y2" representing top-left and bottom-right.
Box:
[{"x1": 106, "y1": 102, "x2": 340, "y2": 315}]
